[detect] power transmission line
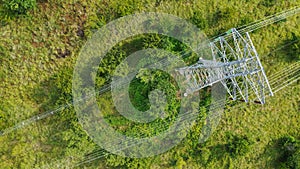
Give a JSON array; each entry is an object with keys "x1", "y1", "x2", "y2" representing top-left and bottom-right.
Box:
[
  {"x1": 75, "y1": 60, "x2": 300, "y2": 167},
  {"x1": 1, "y1": 6, "x2": 299, "y2": 137}
]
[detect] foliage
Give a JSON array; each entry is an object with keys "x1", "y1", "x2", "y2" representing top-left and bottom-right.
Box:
[
  {"x1": 0, "y1": 0, "x2": 299, "y2": 168},
  {"x1": 288, "y1": 35, "x2": 300, "y2": 60},
  {"x1": 175, "y1": 156, "x2": 186, "y2": 169},
  {"x1": 260, "y1": 0, "x2": 277, "y2": 7},
  {"x1": 225, "y1": 133, "x2": 253, "y2": 158},
  {"x1": 1, "y1": 0, "x2": 36, "y2": 15},
  {"x1": 189, "y1": 11, "x2": 208, "y2": 30},
  {"x1": 105, "y1": 154, "x2": 158, "y2": 169},
  {"x1": 277, "y1": 136, "x2": 300, "y2": 169},
  {"x1": 129, "y1": 77, "x2": 151, "y2": 111}
]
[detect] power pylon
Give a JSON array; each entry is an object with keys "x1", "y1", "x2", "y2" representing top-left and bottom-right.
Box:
[{"x1": 177, "y1": 28, "x2": 273, "y2": 104}]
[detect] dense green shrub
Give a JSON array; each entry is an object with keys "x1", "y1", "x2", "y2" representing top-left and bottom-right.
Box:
[
  {"x1": 175, "y1": 156, "x2": 186, "y2": 169},
  {"x1": 190, "y1": 11, "x2": 208, "y2": 30},
  {"x1": 129, "y1": 77, "x2": 151, "y2": 111},
  {"x1": 225, "y1": 133, "x2": 253, "y2": 158},
  {"x1": 2, "y1": 0, "x2": 36, "y2": 15},
  {"x1": 281, "y1": 34, "x2": 300, "y2": 61},
  {"x1": 105, "y1": 154, "x2": 157, "y2": 169},
  {"x1": 281, "y1": 149, "x2": 300, "y2": 169},
  {"x1": 278, "y1": 136, "x2": 300, "y2": 169},
  {"x1": 287, "y1": 150, "x2": 300, "y2": 169},
  {"x1": 260, "y1": 0, "x2": 277, "y2": 7},
  {"x1": 213, "y1": 7, "x2": 235, "y2": 21},
  {"x1": 290, "y1": 39, "x2": 300, "y2": 60}
]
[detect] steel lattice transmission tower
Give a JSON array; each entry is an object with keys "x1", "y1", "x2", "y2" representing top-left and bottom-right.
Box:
[{"x1": 177, "y1": 28, "x2": 274, "y2": 104}]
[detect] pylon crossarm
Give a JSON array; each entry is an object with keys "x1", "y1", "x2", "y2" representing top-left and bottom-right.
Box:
[{"x1": 177, "y1": 28, "x2": 273, "y2": 104}]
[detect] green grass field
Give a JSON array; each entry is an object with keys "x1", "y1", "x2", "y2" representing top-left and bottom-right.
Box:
[{"x1": 0, "y1": 0, "x2": 299, "y2": 168}]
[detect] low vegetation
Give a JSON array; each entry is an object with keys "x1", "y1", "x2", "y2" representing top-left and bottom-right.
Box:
[{"x1": 0, "y1": 0, "x2": 299, "y2": 168}]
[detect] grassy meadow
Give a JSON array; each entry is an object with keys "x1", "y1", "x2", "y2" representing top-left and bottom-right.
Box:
[{"x1": 0, "y1": 0, "x2": 299, "y2": 168}]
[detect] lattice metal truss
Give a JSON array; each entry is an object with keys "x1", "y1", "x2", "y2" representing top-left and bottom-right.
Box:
[{"x1": 177, "y1": 28, "x2": 273, "y2": 104}]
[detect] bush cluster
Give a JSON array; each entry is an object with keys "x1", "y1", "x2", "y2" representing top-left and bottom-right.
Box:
[
  {"x1": 225, "y1": 133, "x2": 253, "y2": 158},
  {"x1": 278, "y1": 136, "x2": 300, "y2": 169},
  {"x1": 2, "y1": 0, "x2": 36, "y2": 15}
]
